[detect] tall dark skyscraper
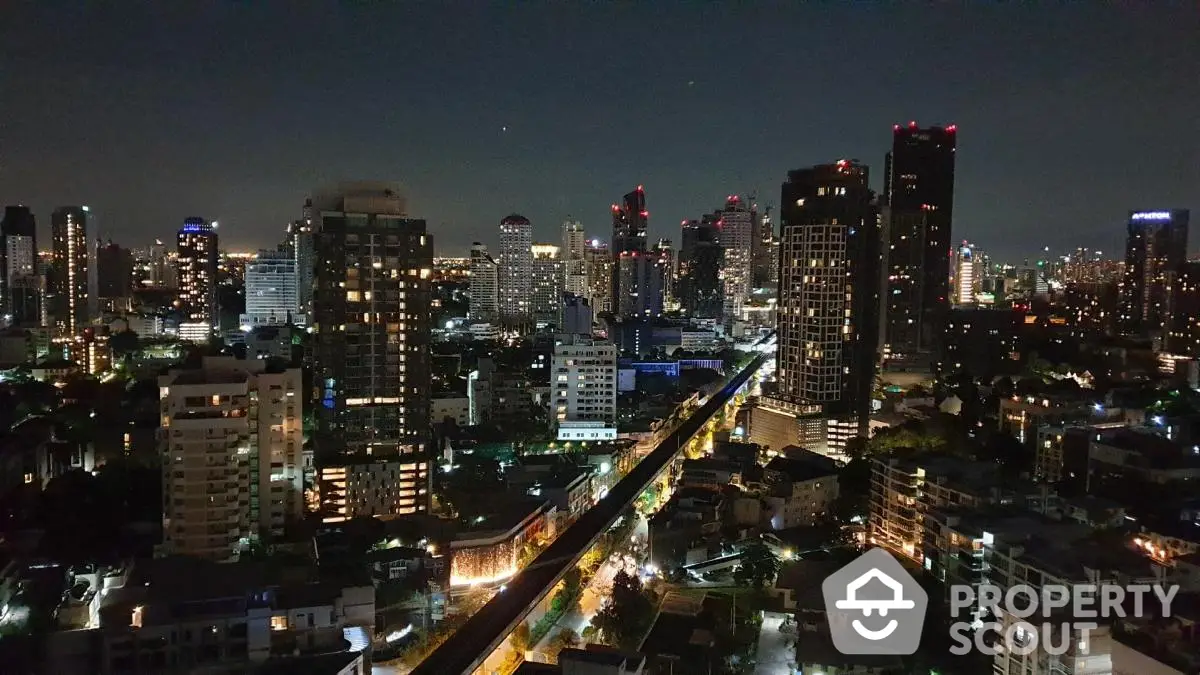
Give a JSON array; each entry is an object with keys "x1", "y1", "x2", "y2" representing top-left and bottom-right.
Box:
[
  {"x1": 49, "y1": 206, "x2": 91, "y2": 334},
  {"x1": 1120, "y1": 209, "x2": 1190, "y2": 337},
  {"x1": 610, "y1": 185, "x2": 648, "y2": 315},
  {"x1": 883, "y1": 122, "x2": 957, "y2": 362},
  {"x1": 777, "y1": 161, "x2": 880, "y2": 442},
  {"x1": 678, "y1": 217, "x2": 724, "y2": 319},
  {"x1": 96, "y1": 239, "x2": 134, "y2": 311},
  {"x1": 311, "y1": 182, "x2": 432, "y2": 521},
  {"x1": 175, "y1": 217, "x2": 219, "y2": 336},
  {"x1": 1, "y1": 206, "x2": 39, "y2": 326},
  {"x1": 1167, "y1": 260, "x2": 1200, "y2": 356}
]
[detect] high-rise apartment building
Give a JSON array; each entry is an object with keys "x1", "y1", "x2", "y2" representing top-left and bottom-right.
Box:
[
  {"x1": 616, "y1": 250, "x2": 666, "y2": 319},
  {"x1": 883, "y1": 123, "x2": 957, "y2": 361},
  {"x1": 175, "y1": 217, "x2": 219, "y2": 336},
  {"x1": 288, "y1": 199, "x2": 316, "y2": 317},
  {"x1": 241, "y1": 249, "x2": 300, "y2": 328},
  {"x1": 96, "y1": 240, "x2": 134, "y2": 313},
  {"x1": 584, "y1": 240, "x2": 613, "y2": 315},
  {"x1": 752, "y1": 204, "x2": 778, "y2": 288},
  {"x1": 776, "y1": 161, "x2": 880, "y2": 446},
  {"x1": 48, "y1": 206, "x2": 91, "y2": 334},
  {"x1": 562, "y1": 219, "x2": 588, "y2": 298},
  {"x1": 611, "y1": 186, "x2": 648, "y2": 315},
  {"x1": 498, "y1": 214, "x2": 533, "y2": 325},
  {"x1": 531, "y1": 243, "x2": 564, "y2": 327},
  {"x1": 1, "y1": 206, "x2": 40, "y2": 326},
  {"x1": 951, "y1": 241, "x2": 981, "y2": 306},
  {"x1": 716, "y1": 195, "x2": 753, "y2": 321},
  {"x1": 1168, "y1": 261, "x2": 1200, "y2": 356},
  {"x1": 552, "y1": 336, "x2": 618, "y2": 441},
  {"x1": 158, "y1": 356, "x2": 304, "y2": 561},
  {"x1": 468, "y1": 242, "x2": 500, "y2": 323},
  {"x1": 678, "y1": 218, "x2": 724, "y2": 319},
  {"x1": 310, "y1": 182, "x2": 432, "y2": 521},
  {"x1": 654, "y1": 238, "x2": 675, "y2": 309},
  {"x1": 1119, "y1": 209, "x2": 1190, "y2": 337}
]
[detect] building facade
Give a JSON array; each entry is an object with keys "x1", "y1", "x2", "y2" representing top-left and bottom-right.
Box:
[
  {"x1": 552, "y1": 337, "x2": 618, "y2": 441},
  {"x1": 1, "y1": 205, "x2": 40, "y2": 327},
  {"x1": 242, "y1": 249, "x2": 300, "y2": 328},
  {"x1": 883, "y1": 123, "x2": 957, "y2": 361},
  {"x1": 498, "y1": 214, "x2": 533, "y2": 325},
  {"x1": 158, "y1": 357, "x2": 304, "y2": 561},
  {"x1": 679, "y1": 217, "x2": 723, "y2": 319},
  {"x1": 1120, "y1": 209, "x2": 1190, "y2": 337},
  {"x1": 584, "y1": 240, "x2": 613, "y2": 316},
  {"x1": 777, "y1": 161, "x2": 880, "y2": 441},
  {"x1": 49, "y1": 206, "x2": 91, "y2": 334},
  {"x1": 716, "y1": 195, "x2": 753, "y2": 321},
  {"x1": 562, "y1": 219, "x2": 587, "y2": 298},
  {"x1": 175, "y1": 217, "x2": 219, "y2": 336},
  {"x1": 311, "y1": 183, "x2": 432, "y2": 521},
  {"x1": 468, "y1": 242, "x2": 500, "y2": 324},
  {"x1": 610, "y1": 186, "x2": 648, "y2": 316},
  {"x1": 531, "y1": 243, "x2": 564, "y2": 327}
]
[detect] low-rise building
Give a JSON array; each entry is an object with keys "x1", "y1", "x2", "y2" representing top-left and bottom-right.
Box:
[
  {"x1": 430, "y1": 396, "x2": 470, "y2": 427},
  {"x1": 763, "y1": 451, "x2": 839, "y2": 530},
  {"x1": 47, "y1": 557, "x2": 374, "y2": 675}
]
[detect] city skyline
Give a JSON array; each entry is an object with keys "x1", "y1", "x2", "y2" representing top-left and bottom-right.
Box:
[{"x1": 4, "y1": 4, "x2": 1198, "y2": 259}]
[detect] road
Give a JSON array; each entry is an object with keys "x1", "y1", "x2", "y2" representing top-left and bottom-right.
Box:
[
  {"x1": 754, "y1": 611, "x2": 795, "y2": 675},
  {"x1": 410, "y1": 349, "x2": 772, "y2": 675},
  {"x1": 530, "y1": 514, "x2": 647, "y2": 655}
]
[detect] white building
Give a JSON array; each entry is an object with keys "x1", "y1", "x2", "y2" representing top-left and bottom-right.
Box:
[
  {"x1": 468, "y1": 242, "x2": 499, "y2": 323},
  {"x1": 952, "y1": 241, "x2": 982, "y2": 306},
  {"x1": 241, "y1": 249, "x2": 302, "y2": 328},
  {"x1": 562, "y1": 219, "x2": 587, "y2": 298},
  {"x1": 552, "y1": 337, "x2": 618, "y2": 441},
  {"x1": 498, "y1": 214, "x2": 533, "y2": 323},
  {"x1": 157, "y1": 357, "x2": 304, "y2": 561},
  {"x1": 531, "y1": 243, "x2": 564, "y2": 327}
]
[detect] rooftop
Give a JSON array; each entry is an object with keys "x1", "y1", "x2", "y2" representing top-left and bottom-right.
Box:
[{"x1": 766, "y1": 452, "x2": 839, "y2": 483}]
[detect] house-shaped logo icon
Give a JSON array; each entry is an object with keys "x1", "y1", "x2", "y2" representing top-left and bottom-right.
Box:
[{"x1": 821, "y1": 548, "x2": 928, "y2": 655}]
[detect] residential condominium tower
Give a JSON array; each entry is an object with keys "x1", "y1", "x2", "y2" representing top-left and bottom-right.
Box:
[{"x1": 310, "y1": 182, "x2": 433, "y2": 521}]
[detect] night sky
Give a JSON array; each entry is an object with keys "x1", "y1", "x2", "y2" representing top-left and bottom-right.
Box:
[{"x1": 4, "y1": 4, "x2": 1198, "y2": 259}]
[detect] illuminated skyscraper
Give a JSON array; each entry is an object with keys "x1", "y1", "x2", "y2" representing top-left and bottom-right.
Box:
[
  {"x1": 752, "y1": 204, "x2": 778, "y2": 287},
  {"x1": 49, "y1": 206, "x2": 91, "y2": 334},
  {"x1": 777, "y1": 161, "x2": 879, "y2": 446},
  {"x1": 241, "y1": 249, "x2": 300, "y2": 328},
  {"x1": 716, "y1": 195, "x2": 753, "y2": 321},
  {"x1": 310, "y1": 182, "x2": 432, "y2": 520},
  {"x1": 288, "y1": 199, "x2": 316, "y2": 317},
  {"x1": 531, "y1": 243, "x2": 564, "y2": 326},
  {"x1": 654, "y1": 238, "x2": 675, "y2": 308},
  {"x1": 175, "y1": 217, "x2": 219, "y2": 336},
  {"x1": 883, "y1": 122, "x2": 957, "y2": 360},
  {"x1": 498, "y1": 214, "x2": 533, "y2": 324},
  {"x1": 951, "y1": 241, "x2": 981, "y2": 306},
  {"x1": 611, "y1": 186, "x2": 648, "y2": 315},
  {"x1": 562, "y1": 219, "x2": 588, "y2": 298},
  {"x1": 678, "y1": 218, "x2": 723, "y2": 319},
  {"x1": 1120, "y1": 209, "x2": 1190, "y2": 337},
  {"x1": 584, "y1": 240, "x2": 613, "y2": 315},
  {"x1": 616, "y1": 250, "x2": 666, "y2": 319},
  {"x1": 468, "y1": 242, "x2": 500, "y2": 323},
  {"x1": 1, "y1": 206, "x2": 39, "y2": 326}
]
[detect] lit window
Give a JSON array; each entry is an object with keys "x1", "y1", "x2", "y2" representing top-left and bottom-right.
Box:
[
  {"x1": 346, "y1": 291, "x2": 361, "y2": 302},
  {"x1": 271, "y1": 616, "x2": 288, "y2": 631}
]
